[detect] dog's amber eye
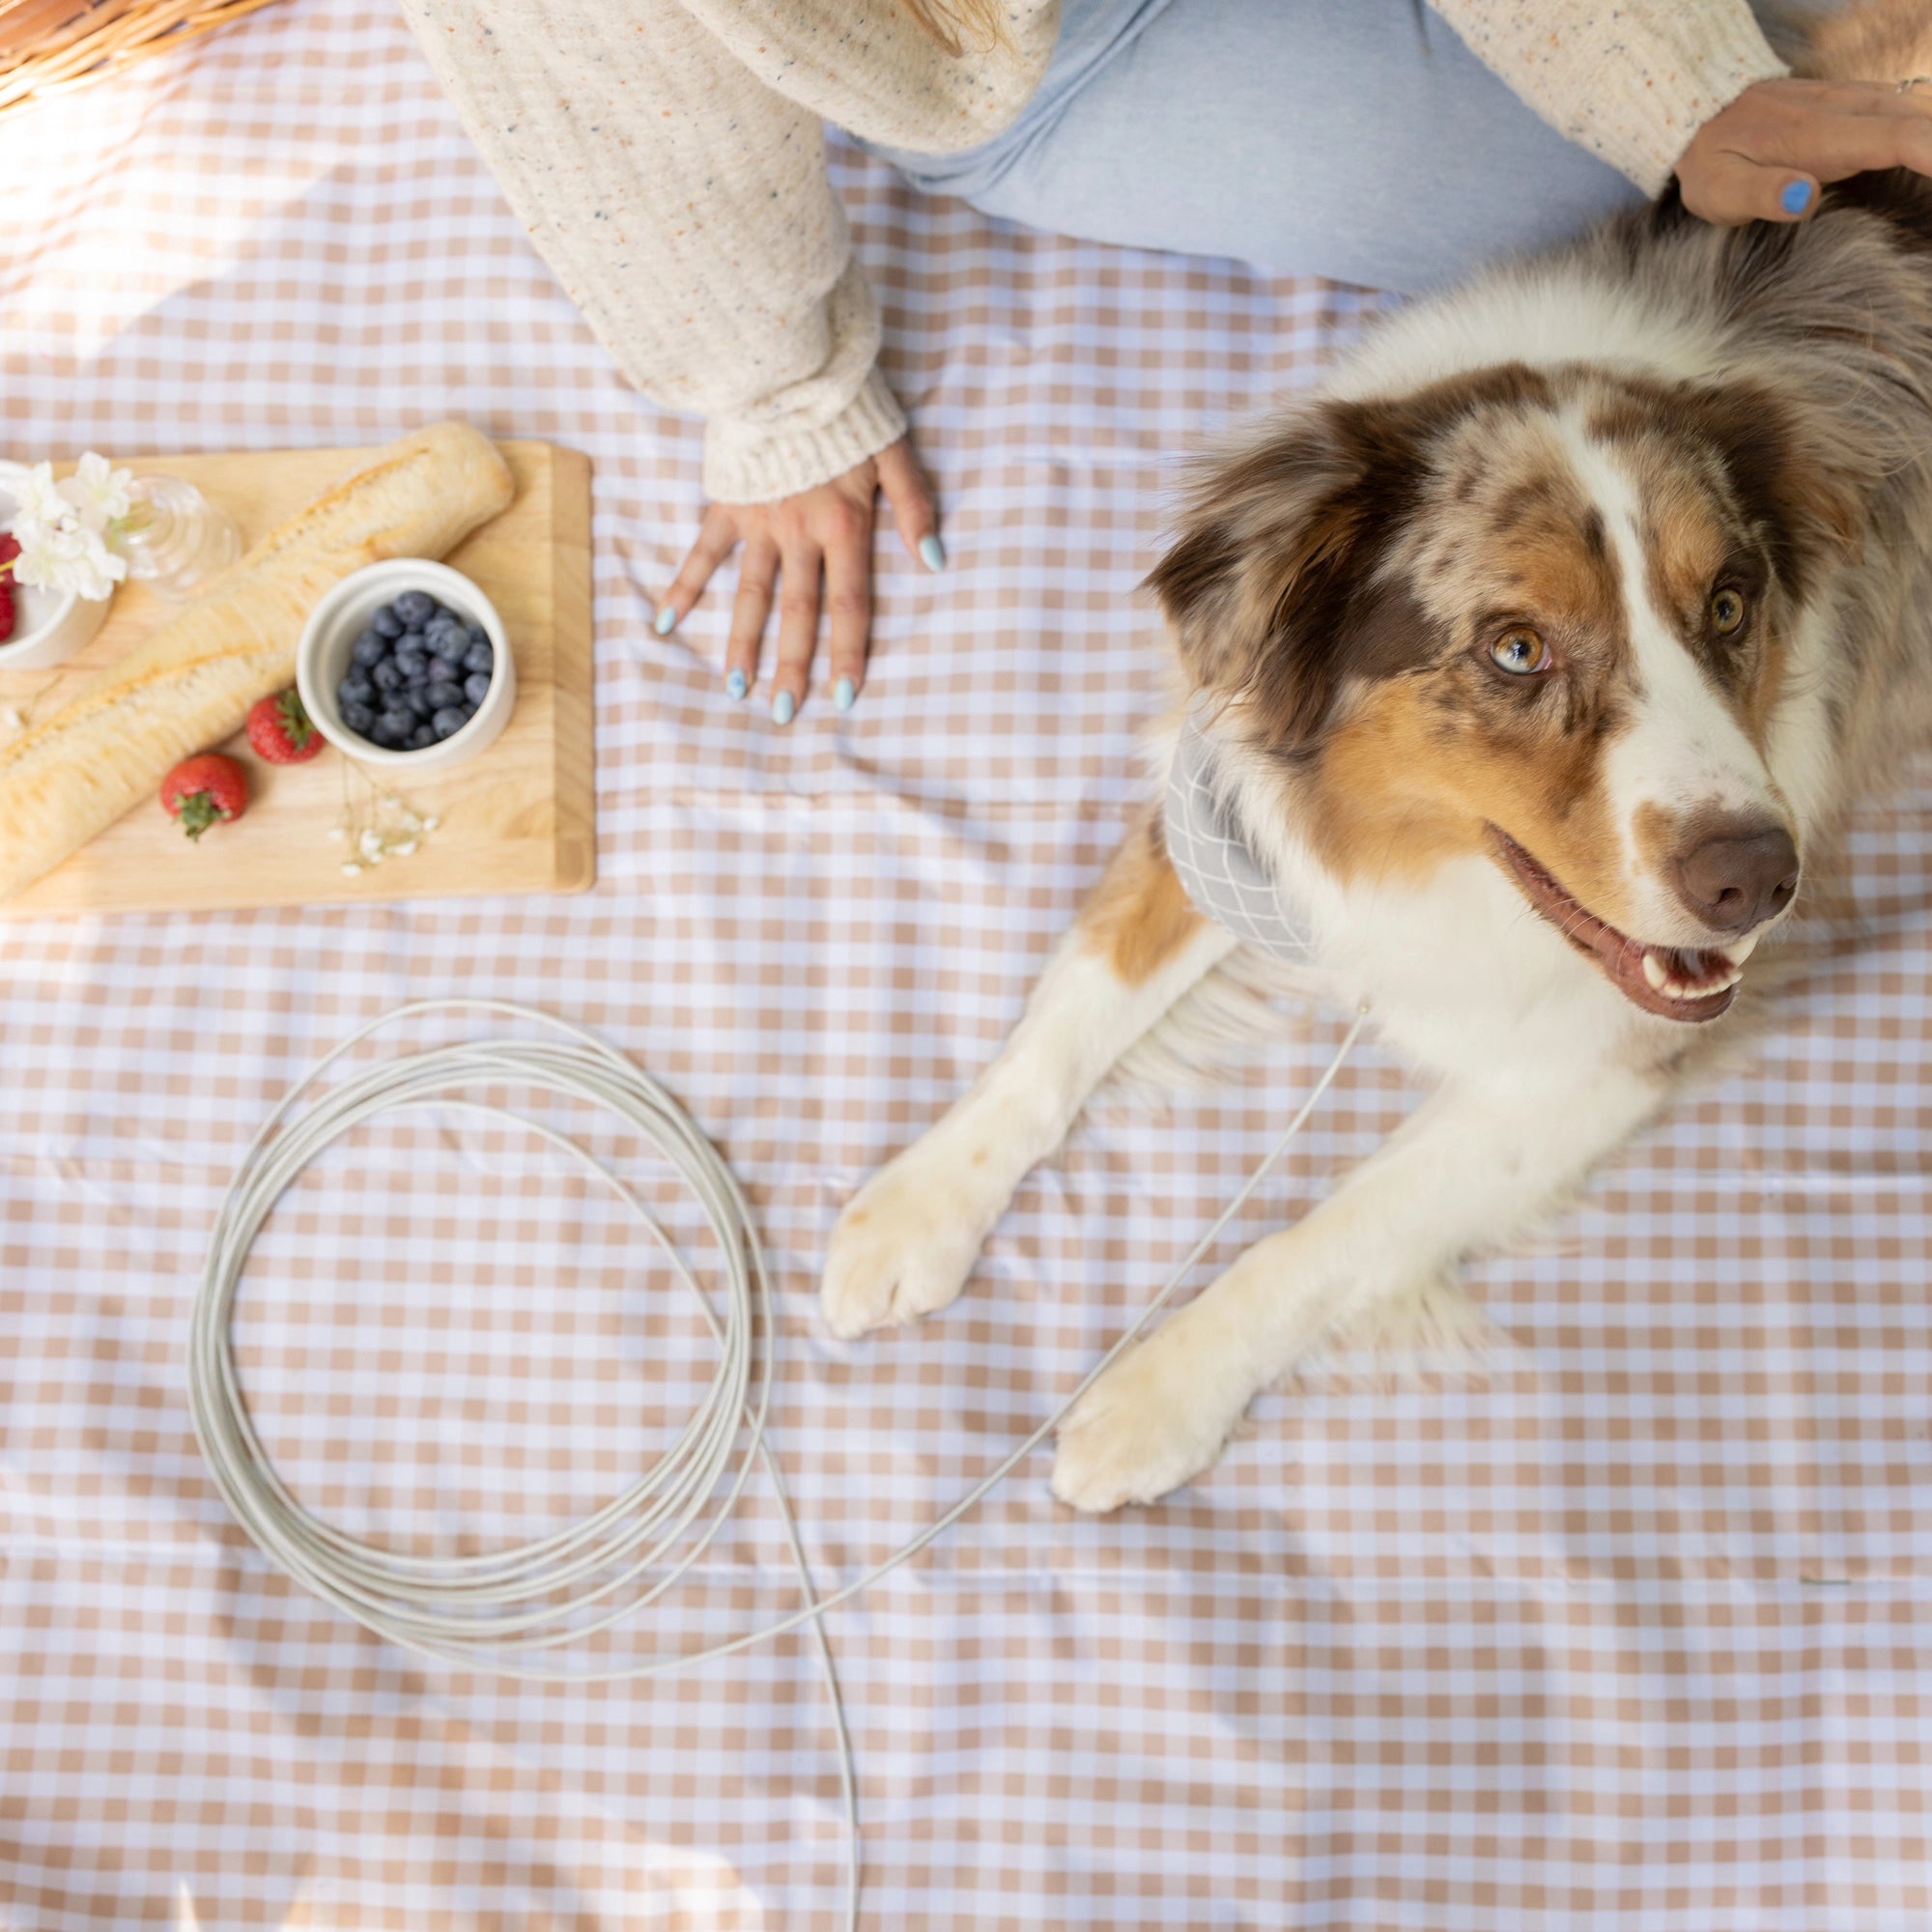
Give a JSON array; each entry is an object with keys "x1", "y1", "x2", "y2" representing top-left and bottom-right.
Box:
[
  {"x1": 1710, "y1": 587, "x2": 1747, "y2": 634},
  {"x1": 1490, "y1": 628, "x2": 1548, "y2": 675}
]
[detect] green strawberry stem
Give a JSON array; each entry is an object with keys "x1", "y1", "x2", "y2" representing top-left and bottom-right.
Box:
[
  {"x1": 174, "y1": 791, "x2": 229, "y2": 840},
  {"x1": 278, "y1": 688, "x2": 314, "y2": 750}
]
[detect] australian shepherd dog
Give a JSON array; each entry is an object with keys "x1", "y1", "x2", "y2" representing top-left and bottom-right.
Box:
[{"x1": 823, "y1": 2, "x2": 1932, "y2": 1510}]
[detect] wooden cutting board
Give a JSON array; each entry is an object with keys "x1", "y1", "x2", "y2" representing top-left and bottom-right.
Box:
[{"x1": 0, "y1": 439, "x2": 594, "y2": 918}]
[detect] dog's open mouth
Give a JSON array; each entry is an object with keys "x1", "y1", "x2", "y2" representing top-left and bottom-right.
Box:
[{"x1": 1487, "y1": 828, "x2": 1753, "y2": 1023}]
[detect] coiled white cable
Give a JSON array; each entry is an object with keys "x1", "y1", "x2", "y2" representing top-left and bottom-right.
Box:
[{"x1": 188, "y1": 997, "x2": 1366, "y2": 1930}]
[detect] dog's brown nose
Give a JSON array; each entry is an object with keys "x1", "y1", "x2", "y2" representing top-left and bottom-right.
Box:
[{"x1": 1672, "y1": 822, "x2": 1799, "y2": 933}]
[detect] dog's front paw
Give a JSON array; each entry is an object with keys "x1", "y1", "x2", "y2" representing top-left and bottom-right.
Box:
[
  {"x1": 820, "y1": 1145, "x2": 1000, "y2": 1340},
  {"x1": 1050, "y1": 1310, "x2": 1253, "y2": 1513}
]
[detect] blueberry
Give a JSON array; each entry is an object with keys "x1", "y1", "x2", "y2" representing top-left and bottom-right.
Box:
[
  {"x1": 466, "y1": 620, "x2": 488, "y2": 643},
  {"x1": 425, "y1": 680, "x2": 464, "y2": 709},
  {"x1": 371, "y1": 658, "x2": 404, "y2": 692},
  {"x1": 409, "y1": 723, "x2": 438, "y2": 750},
  {"x1": 393, "y1": 648, "x2": 427, "y2": 682},
  {"x1": 351, "y1": 630, "x2": 388, "y2": 668},
  {"x1": 341, "y1": 699, "x2": 376, "y2": 734},
  {"x1": 426, "y1": 613, "x2": 467, "y2": 650},
  {"x1": 432, "y1": 706, "x2": 469, "y2": 739},
  {"x1": 462, "y1": 640, "x2": 494, "y2": 676},
  {"x1": 379, "y1": 702, "x2": 415, "y2": 736},
  {"x1": 393, "y1": 589, "x2": 437, "y2": 627},
  {"x1": 426, "y1": 655, "x2": 457, "y2": 685},
  {"x1": 464, "y1": 672, "x2": 492, "y2": 706},
  {"x1": 339, "y1": 672, "x2": 376, "y2": 708},
  {"x1": 406, "y1": 686, "x2": 436, "y2": 718},
  {"x1": 370, "y1": 605, "x2": 404, "y2": 639},
  {"x1": 369, "y1": 721, "x2": 402, "y2": 750}
]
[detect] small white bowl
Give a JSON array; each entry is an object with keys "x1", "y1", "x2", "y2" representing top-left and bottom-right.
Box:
[
  {"x1": 0, "y1": 576, "x2": 112, "y2": 669},
  {"x1": 0, "y1": 459, "x2": 114, "y2": 669},
  {"x1": 297, "y1": 558, "x2": 516, "y2": 774}
]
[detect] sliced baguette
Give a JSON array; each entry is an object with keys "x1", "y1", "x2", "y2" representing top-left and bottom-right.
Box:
[{"x1": 0, "y1": 421, "x2": 514, "y2": 901}]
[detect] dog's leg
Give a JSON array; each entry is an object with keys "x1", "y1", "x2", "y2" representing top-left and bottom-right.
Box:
[
  {"x1": 1050, "y1": 1059, "x2": 1669, "y2": 1511},
  {"x1": 821, "y1": 818, "x2": 1236, "y2": 1339}
]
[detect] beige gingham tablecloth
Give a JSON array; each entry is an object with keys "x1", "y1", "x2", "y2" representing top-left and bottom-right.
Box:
[{"x1": 3, "y1": 5, "x2": 1930, "y2": 1926}]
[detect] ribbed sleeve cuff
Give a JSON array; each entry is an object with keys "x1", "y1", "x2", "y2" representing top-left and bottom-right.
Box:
[
  {"x1": 703, "y1": 364, "x2": 909, "y2": 504},
  {"x1": 1600, "y1": 10, "x2": 1790, "y2": 195}
]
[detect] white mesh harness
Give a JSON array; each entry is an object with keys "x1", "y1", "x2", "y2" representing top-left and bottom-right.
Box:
[{"x1": 1162, "y1": 719, "x2": 1320, "y2": 964}]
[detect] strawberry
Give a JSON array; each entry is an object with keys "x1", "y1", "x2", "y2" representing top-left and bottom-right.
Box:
[
  {"x1": 0, "y1": 532, "x2": 19, "y2": 644},
  {"x1": 160, "y1": 753, "x2": 248, "y2": 841},
  {"x1": 245, "y1": 686, "x2": 324, "y2": 764}
]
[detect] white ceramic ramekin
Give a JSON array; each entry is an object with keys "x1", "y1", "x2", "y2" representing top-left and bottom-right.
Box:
[{"x1": 296, "y1": 557, "x2": 516, "y2": 775}]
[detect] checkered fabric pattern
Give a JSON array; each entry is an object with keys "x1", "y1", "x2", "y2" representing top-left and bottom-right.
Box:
[
  {"x1": 1164, "y1": 716, "x2": 1318, "y2": 963},
  {"x1": 2, "y1": 4, "x2": 1929, "y2": 1927}
]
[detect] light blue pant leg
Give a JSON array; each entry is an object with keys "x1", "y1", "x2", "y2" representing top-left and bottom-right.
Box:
[{"x1": 915, "y1": 0, "x2": 1652, "y2": 292}]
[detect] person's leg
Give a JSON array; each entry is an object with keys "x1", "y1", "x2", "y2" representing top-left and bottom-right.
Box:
[{"x1": 956, "y1": 0, "x2": 1649, "y2": 292}]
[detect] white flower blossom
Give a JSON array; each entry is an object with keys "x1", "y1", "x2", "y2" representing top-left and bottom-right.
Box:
[
  {"x1": 13, "y1": 519, "x2": 126, "y2": 601},
  {"x1": 5, "y1": 452, "x2": 134, "y2": 603},
  {"x1": 331, "y1": 773, "x2": 442, "y2": 870},
  {"x1": 9, "y1": 462, "x2": 70, "y2": 531},
  {"x1": 56, "y1": 452, "x2": 133, "y2": 534}
]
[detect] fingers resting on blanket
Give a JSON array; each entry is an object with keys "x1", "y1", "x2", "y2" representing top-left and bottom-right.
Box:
[{"x1": 652, "y1": 436, "x2": 942, "y2": 724}]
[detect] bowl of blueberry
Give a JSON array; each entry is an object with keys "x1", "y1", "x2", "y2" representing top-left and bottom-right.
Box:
[{"x1": 297, "y1": 558, "x2": 515, "y2": 772}]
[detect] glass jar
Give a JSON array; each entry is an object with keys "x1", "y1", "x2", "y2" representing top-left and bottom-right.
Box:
[{"x1": 116, "y1": 474, "x2": 242, "y2": 600}]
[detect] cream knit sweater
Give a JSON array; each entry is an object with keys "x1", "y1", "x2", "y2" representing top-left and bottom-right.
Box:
[{"x1": 397, "y1": 1, "x2": 1785, "y2": 504}]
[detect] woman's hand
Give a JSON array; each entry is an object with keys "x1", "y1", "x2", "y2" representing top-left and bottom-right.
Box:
[
  {"x1": 653, "y1": 437, "x2": 940, "y2": 724},
  {"x1": 1677, "y1": 76, "x2": 1932, "y2": 226}
]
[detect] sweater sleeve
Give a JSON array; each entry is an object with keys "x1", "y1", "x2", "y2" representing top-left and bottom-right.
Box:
[
  {"x1": 1428, "y1": 0, "x2": 1790, "y2": 196},
  {"x1": 396, "y1": 0, "x2": 906, "y2": 503}
]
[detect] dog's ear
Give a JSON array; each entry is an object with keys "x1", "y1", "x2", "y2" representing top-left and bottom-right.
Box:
[
  {"x1": 1688, "y1": 381, "x2": 1862, "y2": 601},
  {"x1": 1147, "y1": 396, "x2": 1423, "y2": 752}
]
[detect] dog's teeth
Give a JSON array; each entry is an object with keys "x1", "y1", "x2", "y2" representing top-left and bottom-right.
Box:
[
  {"x1": 1642, "y1": 942, "x2": 1747, "y2": 1005},
  {"x1": 1723, "y1": 930, "x2": 1763, "y2": 969}
]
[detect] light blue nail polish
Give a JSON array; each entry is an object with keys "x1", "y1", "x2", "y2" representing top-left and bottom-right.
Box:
[
  {"x1": 919, "y1": 534, "x2": 946, "y2": 573},
  {"x1": 725, "y1": 668, "x2": 748, "y2": 700},
  {"x1": 772, "y1": 690, "x2": 796, "y2": 726},
  {"x1": 653, "y1": 605, "x2": 676, "y2": 636},
  {"x1": 834, "y1": 676, "x2": 856, "y2": 713},
  {"x1": 1781, "y1": 179, "x2": 1813, "y2": 215}
]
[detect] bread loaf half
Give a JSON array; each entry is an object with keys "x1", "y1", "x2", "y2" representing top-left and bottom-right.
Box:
[{"x1": 0, "y1": 421, "x2": 515, "y2": 901}]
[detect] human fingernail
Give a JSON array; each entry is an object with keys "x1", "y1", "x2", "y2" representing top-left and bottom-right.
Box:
[
  {"x1": 834, "y1": 676, "x2": 856, "y2": 713},
  {"x1": 919, "y1": 534, "x2": 946, "y2": 573},
  {"x1": 653, "y1": 605, "x2": 676, "y2": 636},
  {"x1": 725, "y1": 667, "x2": 748, "y2": 700},
  {"x1": 772, "y1": 689, "x2": 796, "y2": 726},
  {"x1": 1781, "y1": 179, "x2": 1813, "y2": 215}
]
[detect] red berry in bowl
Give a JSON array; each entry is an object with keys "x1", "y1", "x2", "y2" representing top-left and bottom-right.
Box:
[{"x1": 0, "y1": 532, "x2": 20, "y2": 643}]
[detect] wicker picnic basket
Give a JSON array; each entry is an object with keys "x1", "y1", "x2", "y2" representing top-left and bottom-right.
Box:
[{"x1": 0, "y1": 0, "x2": 283, "y2": 116}]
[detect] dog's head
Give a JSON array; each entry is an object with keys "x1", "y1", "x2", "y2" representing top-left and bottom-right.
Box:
[{"x1": 1150, "y1": 362, "x2": 1859, "y2": 1021}]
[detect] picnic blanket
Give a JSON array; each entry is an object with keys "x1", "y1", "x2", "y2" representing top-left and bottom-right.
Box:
[{"x1": 1, "y1": 4, "x2": 1928, "y2": 1925}]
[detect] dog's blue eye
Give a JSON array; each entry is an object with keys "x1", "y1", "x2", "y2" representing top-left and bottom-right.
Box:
[{"x1": 1490, "y1": 629, "x2": 1548, "y2": 675}]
